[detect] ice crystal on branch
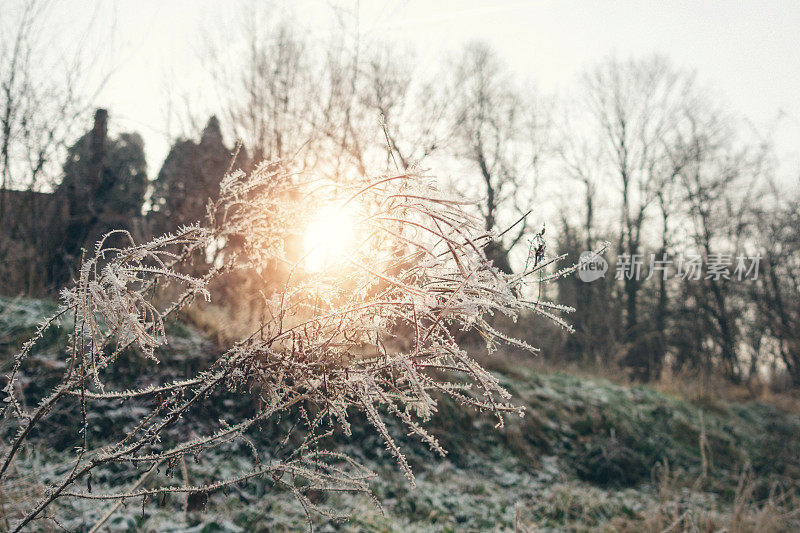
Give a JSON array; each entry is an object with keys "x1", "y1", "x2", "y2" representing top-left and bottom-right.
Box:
[{"x1": 0, "y1": 162, "x2": 581, "y2": 531}]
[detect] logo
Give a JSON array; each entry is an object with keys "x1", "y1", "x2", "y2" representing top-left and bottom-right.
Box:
[{"x1": 577, "y1": 250, "x2": 608, "y2": 282}]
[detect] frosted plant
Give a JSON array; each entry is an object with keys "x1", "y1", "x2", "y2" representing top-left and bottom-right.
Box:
[{"x1": 0, "y1": 161, "x2": 592, "y2": 531}]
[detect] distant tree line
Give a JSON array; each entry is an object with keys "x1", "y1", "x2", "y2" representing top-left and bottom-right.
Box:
[{"x1": 2, "y1": 2, "x2": 799, "y2": 387}]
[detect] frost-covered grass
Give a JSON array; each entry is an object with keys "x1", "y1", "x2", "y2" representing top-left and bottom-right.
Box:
[
  {"x1": 3, "y1": 167, "x2": 590, "y2": 531},
  {"x1": 2, "y1": 295, "x2": 800, "y2": 531}
]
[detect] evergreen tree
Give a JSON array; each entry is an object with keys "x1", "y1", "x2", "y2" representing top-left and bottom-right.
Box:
[
  {"x1": 53, "y1": 110, "x2": 148, "y2": 285},
  {"x1": 60, "y1": 132, "x2": 147, "y2": 220},
  {"x1": 150, "y1": 116, "x2": 247, "y2": 234}
]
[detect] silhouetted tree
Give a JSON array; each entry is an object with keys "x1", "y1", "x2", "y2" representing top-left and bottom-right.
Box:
[
  {"x1": 150, "y1": 116, "x2": 246, "y2": 234},
  {"x1": 53, "y1": 109, "x2": 147, "y2": 285}
]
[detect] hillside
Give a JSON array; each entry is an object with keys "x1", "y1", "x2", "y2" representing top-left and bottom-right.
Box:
[{"x1": 2, "y1": 295, "x2": 799, "y2": 532}]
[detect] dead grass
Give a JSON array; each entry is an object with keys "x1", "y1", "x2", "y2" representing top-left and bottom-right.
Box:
[
  {"x1": 481, "y1": 344, "x2": 800, "y2": 416},
  {"x1": 607, "y1": 466, "x2": 800, "y2": 532},
  {"x1": 654, "y1": 367, "x2": 800, "y2": 415}
]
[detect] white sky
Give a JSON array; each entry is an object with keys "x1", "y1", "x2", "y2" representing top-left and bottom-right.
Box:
[{"x1": 59, "y1": 0, "x2": 800, "y2": 180}]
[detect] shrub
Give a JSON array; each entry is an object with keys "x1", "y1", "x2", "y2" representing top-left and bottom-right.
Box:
[{"x1": 0, "y1": 162, "x2": 581, "y2": 530}]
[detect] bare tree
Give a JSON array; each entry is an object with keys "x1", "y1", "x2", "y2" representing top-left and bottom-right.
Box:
[
  {"x1": 556, "y1": 112, "x2": 617, "y2": 364},
  {"x1": 203, "y1": 9, "x2": 318, "y2": 166},
  {"x1": 0, "y1": 0, "x2": 111, "y2": 294},
  {"x1": 672, "y1": 109, "x2": 767, "y2": 381},
  {"x1": 574, "y1": 55, "x2": 706, "y2": 377},
  {"x1": 754, "y1": 182, "x2": 800, "y2": 385},
  {"x1": 584, "y1": 56, "x2": 696, "y2": 333},
  {"x1": 448, "y1": 42, "x2": 551, "y2": 273},
  {"x1": 356, "y1": 45, "x2": 447, "y2": 171}
]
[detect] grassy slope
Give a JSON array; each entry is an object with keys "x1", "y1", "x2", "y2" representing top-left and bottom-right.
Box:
[{"x1": 2, "y1": 295, "x2": 799, "y2": 532}]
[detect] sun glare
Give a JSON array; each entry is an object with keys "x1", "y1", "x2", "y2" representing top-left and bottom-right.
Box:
[{"x1": 303, "y1": 204, "x2": 357, "y2": 272}]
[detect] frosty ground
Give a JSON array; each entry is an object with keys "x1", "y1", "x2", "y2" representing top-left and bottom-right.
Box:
[{"x1": 2, "y1": 295, "x2": 799, "y2": 532}]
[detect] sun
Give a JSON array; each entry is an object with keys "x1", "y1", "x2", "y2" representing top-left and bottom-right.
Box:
[{"x1": 303, "y1": 204, "x2": 358, "y2": 272}]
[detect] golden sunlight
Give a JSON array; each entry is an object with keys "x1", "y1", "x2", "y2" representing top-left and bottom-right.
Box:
[{"x1": 302, "y1": 204, "x2": 357, "y2": 272}]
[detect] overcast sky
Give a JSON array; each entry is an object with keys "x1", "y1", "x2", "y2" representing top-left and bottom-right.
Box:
[{"x1": 63, "y1": 0, "x2": 800, "y2": 177}]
